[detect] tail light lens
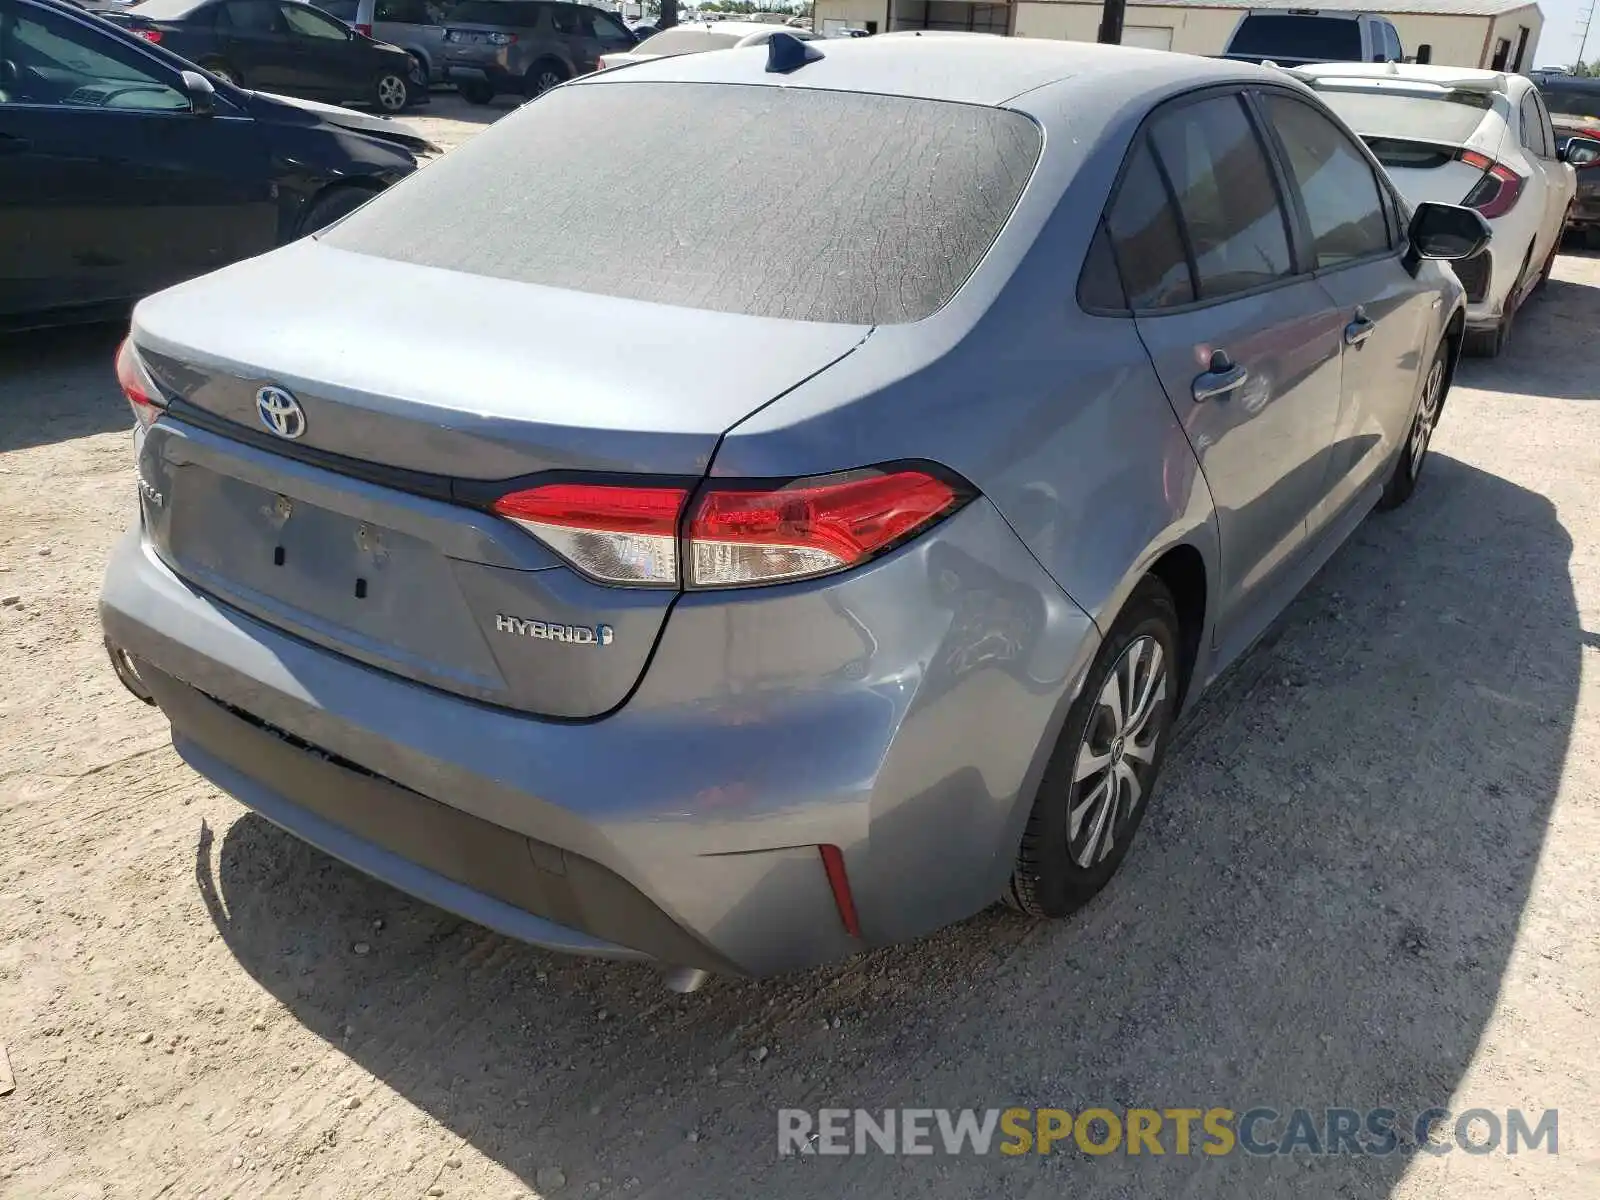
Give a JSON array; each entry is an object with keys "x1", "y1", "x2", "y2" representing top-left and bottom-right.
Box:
[
  {"x1": 354, "y1": 21, "x2": 372, "y2": 35},
  {"x1": 1459, "y1": 150, "x2": 1525, "y2": 219},
  {"x1": 493, "y1": 483, "x2": 684, "y2": 586},
  {"x1": 115, "y1": 338, "x2": 165, "y2": 429},
  {"x1": 688, "y1": 469, "x2": 961, "y2": 588},
  {"x1": 134, "y1": 27, "x2": 162, "y2": 42},
  {"x1": 488, "y1": 31, "x2": 517, "y2": 44},
  {"x1": 492, "y1": 466, "x2": 969, "y2": 590}
]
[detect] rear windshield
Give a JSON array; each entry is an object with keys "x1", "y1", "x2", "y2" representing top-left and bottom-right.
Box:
[
  {"x1": 1228, "y1": 15, "x2": 1362, "y2": 60},
  {"x1": 444, "y1": 0, "x2": 538, "y2": 24},
  {"x1": 634, "y1": 27, "x2": 741, "y2": 53},
  {"x1": 323, "y1": 82, "x2": 1042, "y2": 325},
  {"x1": 1315, "y1": 88, "x2": 1491, "y2": 145}
]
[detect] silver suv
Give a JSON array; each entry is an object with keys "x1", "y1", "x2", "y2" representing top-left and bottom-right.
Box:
[
  {"x1": 440, "y1": 0, "x2": 635, "y2": 103},
  {"x1": 319, "y1": 0, "x2": 450, "y2": 84}
]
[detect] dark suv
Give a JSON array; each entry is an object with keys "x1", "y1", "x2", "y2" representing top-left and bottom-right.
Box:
[{"x1": 440, "y1": 0, "x2": 634, "y2": 103}]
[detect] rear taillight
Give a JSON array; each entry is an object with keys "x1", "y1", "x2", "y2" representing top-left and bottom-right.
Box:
[
  {"x1": 596, "y1": 54, "x2": 611, "y2": 68},
  {"x1": 688, "y1": 469, "x2": 961, "y2": 588},
  {"x1": 134, "y1": 27, "x2": 162, "y2": 41},
  {"x1": 494, "y1": 482, "x2": 684, "y2": 586},
  {"x1": 354, "y1": 21, "x2": 372, "y2": 35},
  {"x1": 491, "y1": 466, "x2": 969, "y2": 590},
  {"x1": 1459, "y1": 150, "x2": 1525, "y2": 219},
  {"x1": 115, "y1": 338, "x2": 165, "y2": 429}
]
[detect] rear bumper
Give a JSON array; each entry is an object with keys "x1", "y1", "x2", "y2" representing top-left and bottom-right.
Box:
[
  {"x1": 101, "y1": 498, "x2": 1098, "y2": 977},
  {"x1": 445, "y1": 62, "x2": 518, "y2": 94}
]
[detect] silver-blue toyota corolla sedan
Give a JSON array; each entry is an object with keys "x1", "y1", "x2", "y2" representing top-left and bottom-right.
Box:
[{"x1": 101, "y1": 35, "x2": 1488, "y2": 986}]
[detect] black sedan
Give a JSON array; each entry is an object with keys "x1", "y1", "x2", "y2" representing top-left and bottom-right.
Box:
[
  {"x1": 106, "y1": 0, "x2": 425, "y2": 110},
  {"x1": 0, "y1": 0, "x2": 437, "y2": 330}
]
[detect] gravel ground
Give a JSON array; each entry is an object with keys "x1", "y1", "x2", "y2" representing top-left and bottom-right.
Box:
[{"x1": 0, "y1": 106, "x2": 1596, "y2": 1199}]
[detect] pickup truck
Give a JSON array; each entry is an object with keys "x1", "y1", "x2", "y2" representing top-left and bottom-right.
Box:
[{"x1": 1221, "y1": 8, "x2": 1406, "y2": 68}]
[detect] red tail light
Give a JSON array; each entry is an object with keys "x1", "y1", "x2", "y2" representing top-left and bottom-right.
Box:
[
  {"x1": 493, "y1": 482, "x2": 686, "y2": 586},
  {"x1": 354, "y1": 21, "x2": 372, "y2": 35},
  {"x1": 491, "y1": 466, "x2": 969, "y2": 589},
  {"x1": 134, "y1": 27, "x2": 163, "y2": 42},
  {"x1": 688, "y1": 469, "x2": 961, "y2": 588},
  {"x1": 115, "y1": 338, "x2": 165, "y2": 429},
  {"x1": 1459, "y1": 149, "x2": 1525, "y2": 219}
]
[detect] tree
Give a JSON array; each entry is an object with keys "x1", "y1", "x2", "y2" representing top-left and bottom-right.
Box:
[{"x1": 659, "y1": 0, "x2": 677, "y2": 28}]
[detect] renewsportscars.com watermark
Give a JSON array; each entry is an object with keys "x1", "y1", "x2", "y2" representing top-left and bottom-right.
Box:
[{"x1": 778, "y1": 1107, "x2": 1559, "y2": 1157}]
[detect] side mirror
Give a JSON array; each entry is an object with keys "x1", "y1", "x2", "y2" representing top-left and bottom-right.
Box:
[
  {"x1": 1405, "y1": 201, "x2": 1491, "y2": 270},
  {"x1": 180, "y1": 69, "x2": 216, "y2": 116},
  {"x1": 1559, "y1": 135, "x2": 1600, "y2": 166},
  {"x1": 1416, "y1": 43, "x2": 1432, "y2": 64}
]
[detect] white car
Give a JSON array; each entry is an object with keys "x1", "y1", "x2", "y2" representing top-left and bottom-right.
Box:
[
  {"x1": 597, "y1": 22, "x2": 814, "y2": 70},
  {"x1": 1292, "y1": 62, "x2": 1576, "y2": 357}
]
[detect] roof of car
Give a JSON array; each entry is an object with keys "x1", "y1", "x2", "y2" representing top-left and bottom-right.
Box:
[{"x1": 580, "y1": 36, "x2": 1284, "y2": 110}]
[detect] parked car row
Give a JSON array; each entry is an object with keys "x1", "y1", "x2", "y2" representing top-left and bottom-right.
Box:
[
  {"x1": 98, "y1": 33, "x2": 1501, "y2": 987},
  {"x1": 0, "y1": 0, "x2": 438, "y2": 328},
  {"x1": 1290, "y1": 62, "x2": 1594, "y2": 357}
]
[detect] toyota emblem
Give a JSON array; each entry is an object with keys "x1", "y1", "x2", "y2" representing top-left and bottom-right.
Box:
[{"x1": 256, "y1": 386, "x2": 306, "y2": 440}]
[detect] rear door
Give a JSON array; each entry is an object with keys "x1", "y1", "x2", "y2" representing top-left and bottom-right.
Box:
[
  {"x1": 213, "y1": 0, "x2": 296, "y2": 90},
  {"x1": 1521, "y1": 87, "x2": 1573, "y2": 261},
  {"x1": 1255, "y1": 88, "x2": 1434, "y2": 532},
  {"x1": 0, "y1": 0, "x2": 276, "y2": 317},
  {"x1": 1117, "y1": 90, "x2": 1345, "y2": 659}
]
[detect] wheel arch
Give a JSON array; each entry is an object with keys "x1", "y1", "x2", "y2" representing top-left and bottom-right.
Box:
[{"x1": 295, "y1": 179, "x2": 385, "y2": 239}]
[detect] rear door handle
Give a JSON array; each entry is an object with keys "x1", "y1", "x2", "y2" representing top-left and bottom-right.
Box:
[
  {"x1": 1192, "y1": 350, "x2": 1248, "y2": 402},
  {"x1": 0, "y1": 134, "x2": 32, "y2": 155},
  {"x1": 1345, "y1": 308, "x2": 1376, "y2": 347}
]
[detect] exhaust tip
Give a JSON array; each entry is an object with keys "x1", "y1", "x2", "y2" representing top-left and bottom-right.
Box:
[
  {"x1": 106, "y1": 642, "x2": 156, "y2": 705},
  {"x1": 663, "y1": 966, "x2": 710, "y2": 994}
]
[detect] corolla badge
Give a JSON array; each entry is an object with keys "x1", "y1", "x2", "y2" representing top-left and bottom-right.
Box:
[
  {"x1": 256, "y1": 386, "x2": 306, "y2": 440},
  {"x1": 496, "y1": 614, "x2": 614, "y2": 646}
]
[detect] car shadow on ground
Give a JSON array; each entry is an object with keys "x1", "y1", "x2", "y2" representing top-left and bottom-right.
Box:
[
  {"x1": 0, "y1": 323, "x2": 129, "y2": 453},
  {"x1": 195, "y1": 450, "x2": 1577, "y2": 1197}
]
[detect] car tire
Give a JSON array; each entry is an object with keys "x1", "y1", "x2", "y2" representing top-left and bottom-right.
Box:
[
  {"x1": 1378, "y1": 337, "x2": 1449, "y2": 511},
  {"x1": 523, "y1": 58, "x2": 568, "y2": 97},
  {"x1": 1005, "y1": 577, "x2": 1181, "y2": 919},
  {"x1": 200, "y1": 58, "x2": 241, "y2": 86},
  {"x1": 373, "y1": 70, "x2": 410, "y2": 113},
  {"x1": 297, "y1": 186, "x2": 379, "y2": 239},
  {"x1": 458, "y1": 80, "x2": 494, "y2": 105}
]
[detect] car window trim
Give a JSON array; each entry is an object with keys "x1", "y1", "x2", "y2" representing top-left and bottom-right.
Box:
[{"x1": 1249, "y1": 84, "x2": 1408, "y2": 281}]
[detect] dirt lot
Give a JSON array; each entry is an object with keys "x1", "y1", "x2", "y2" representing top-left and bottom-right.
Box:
[{"x1": 2, "y1": 104, "x2": 1599, "y2": 1199}]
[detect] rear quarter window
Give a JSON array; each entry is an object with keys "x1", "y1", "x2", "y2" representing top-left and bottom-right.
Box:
[{"x1": 322, "y1": 82, "x2": 1043, "y2": 325}]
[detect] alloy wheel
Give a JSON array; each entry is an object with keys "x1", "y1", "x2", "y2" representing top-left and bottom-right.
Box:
[
  {"x1": 1069, "y1": 635, "x2": 1169, "y2": 868},
  {"x1": 536, "y1": 69, "x2": 564, "y2": 93},
  {"x1": 376, "y1": 73, "x2": 409, "y2": 112},
  {"x1": 1409, "y1": 356, "x2": 1445, "y2": 482}
]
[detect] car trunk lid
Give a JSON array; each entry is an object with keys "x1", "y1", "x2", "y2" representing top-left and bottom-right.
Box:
[{"x1": 130, "y1": 240, "x2": 869, "y2": 718}]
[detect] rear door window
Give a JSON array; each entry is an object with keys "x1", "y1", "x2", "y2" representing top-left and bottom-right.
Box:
[
  {"x1": 1104, "y1": 140, "x2": 1194, "y2": 309},
  {"x1": 1260, "y1": 93, "x2": 1390, "y2": 268},
  {"x1": 322, "y1": 82, "x2": 1042, "y2": 325},
  {"x1": 1520, "y1": 91, "x2": 1549, "y2": 156},
  {"x1": 220, "y1": 0, "x2": 287, "y2": 30},
  {"x1": 1148, "y1": 94, "x2": 1294, "y2": 300},
  {"x1": 377, "y1": 0, "x2": 435, "y2": 22}
]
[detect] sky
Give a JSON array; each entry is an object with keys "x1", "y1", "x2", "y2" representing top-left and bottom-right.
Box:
[{"x1": 1536, "y1": 0, "x2": 1599, "y2": 68}]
